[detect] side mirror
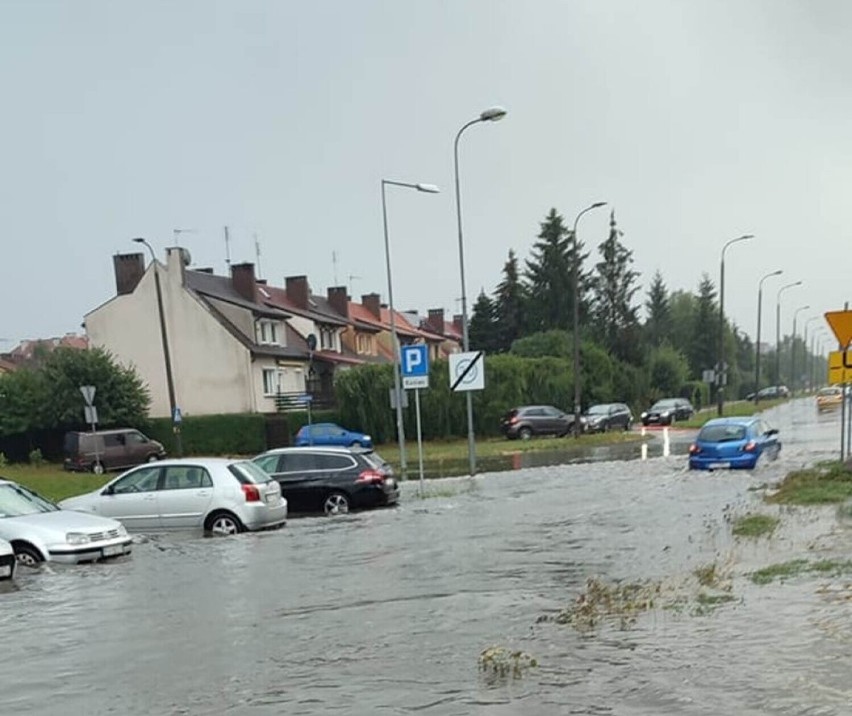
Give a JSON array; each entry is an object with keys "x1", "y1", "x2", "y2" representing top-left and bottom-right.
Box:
[
  {"x1": 102, "y1": 485, "x2": 114, "y2": 495},
  {"x1": 765, "y1": 428, "x2": 779, "y2": 437}
]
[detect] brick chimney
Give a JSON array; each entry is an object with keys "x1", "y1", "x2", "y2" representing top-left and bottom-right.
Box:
[
  {"x1": 327, "y1": 286, "x2": 349, "y2": 318},
  {"x1": 427, "y1": 308, "x2": 445, "y2": 335},
  {"x1": 362, "y1": 293, "x2": 382, "y2": 320},
  {"x1": 113, "y1": 253, "x2": 145, "y2": 296},
  {"x1": 231, "y1": 263, "x2": 257, "y2": 303},
  {"x1": 285, "y1": 275, "x2": 310, "y2": 309}
]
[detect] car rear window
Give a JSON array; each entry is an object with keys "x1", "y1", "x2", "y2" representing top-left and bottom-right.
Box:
[
  {"x1": 698, "y1": 424, "x2": 747, "y2": 442},
  {"x1": 362, "y1": 451, "x2": 391, "y2": 471},
  {"x1": 228, "y1": 461, "x2": 273, "y2": 485}
]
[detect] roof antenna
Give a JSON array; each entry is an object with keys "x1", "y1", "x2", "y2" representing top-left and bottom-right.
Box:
[
  {"x1": 254, "y1": 233, "x2": 262, "y2": 278},
  {"x1": 332, "y1": 251, "x2": 339, "y2": 286},
  {"x1": 348, "y1": 274, "x2": 361, "y2": 296},
  {"x1": 224, "y1": 226, "x2": 231, "y2": 269}
]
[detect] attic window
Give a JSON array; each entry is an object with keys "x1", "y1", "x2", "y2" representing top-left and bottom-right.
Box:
[{"x1": 258, "y1": 287, "x2": 271, "y2": 299}]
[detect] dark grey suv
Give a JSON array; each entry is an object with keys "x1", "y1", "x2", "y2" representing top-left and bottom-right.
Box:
[{"x1": 500, "y1": 405, "x2": 581, "y2": 440}]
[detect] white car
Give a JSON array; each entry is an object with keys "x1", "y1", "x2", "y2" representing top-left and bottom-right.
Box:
[
  {"x1": 0, "y1": 479, "x2": 132, "y2": 566},
  {"x1": 60, "y1": 458, "x2": 287, "y2": 535},
  {"x1": 0, "y1": 538, "x2": 15, "y2": 580}
]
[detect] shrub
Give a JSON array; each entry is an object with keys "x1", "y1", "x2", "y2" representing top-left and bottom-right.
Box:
[
  {"x1": 141, "y1": 413, "x2": 267, "y2": 456},
  {"x1": 28, "y1": 448, "x2": 44, "y2": 466}
]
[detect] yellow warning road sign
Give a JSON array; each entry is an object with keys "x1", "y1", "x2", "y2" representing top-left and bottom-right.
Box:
[
  {"x1": 824, "y1": 311, "x2": 852, "y2": 349},
  {"x1": 828, "y1": 350, "x2": 852, "y2": 385}
]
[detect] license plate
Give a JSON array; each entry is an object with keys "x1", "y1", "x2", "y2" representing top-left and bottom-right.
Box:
[
  {"x1": 265, "y1": 493, "x2": 279, "y2": 505},
  {"x1": 0, "y1": 565, "x2": 11, "y2": 577},
  {"x1": 102, "y1": 545, "x2": 125, "y2": 557},
  {"x1": 709, "y1": 462, "x2": 730, "y2": 469}
]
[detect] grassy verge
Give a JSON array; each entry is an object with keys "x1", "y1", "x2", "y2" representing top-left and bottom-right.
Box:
[
  {"x1": 750, "y1": 558, "x2": 852, "y2": 585},
  {"x1": 375, "y1": 431, "x2": 645, "y2": 466},
  {"x1": 677, "y1": 398, "x2": 788, "y2": 429},
  {"x1": 766, "y1": 461, "x2": 852, "y2": 505},
  {"x1": 1, "y1": 464, "x2": 109, "y2": 502}
]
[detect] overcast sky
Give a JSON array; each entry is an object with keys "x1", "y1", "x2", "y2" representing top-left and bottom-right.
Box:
[{"x1": 2, "y1": 1, "x2": 850, "y2": 350}]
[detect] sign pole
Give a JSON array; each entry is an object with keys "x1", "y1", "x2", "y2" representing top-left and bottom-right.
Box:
[{"x1": 415, "y1": 388, "x2": 425, "y2": 496}]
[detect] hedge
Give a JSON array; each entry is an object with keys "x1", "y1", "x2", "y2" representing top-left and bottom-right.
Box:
[{"x1": 142, "y1": 413, "x2": 267, "y2": 456}]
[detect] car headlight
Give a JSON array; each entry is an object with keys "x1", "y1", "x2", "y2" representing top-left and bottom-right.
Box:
[
  {"x1": 661, "y1": 411, "x2": 670, "y2": 417},
  {"x1": 363, "y1": 435, "x2": 371, "y2": 441},
  {"x1": 66, "y1": 532, "x2": 92, "y2": 545},
  {"x1": 640, "y1": 412, "x2": 647, "y2": 418},
  {"x1": 116, "y1": 524, "x2": 128, "y2": 537}
]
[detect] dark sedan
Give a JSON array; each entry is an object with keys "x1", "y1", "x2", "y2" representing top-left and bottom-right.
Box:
[
  {"x1": 583, "y1": 403, "x2": 633, "y2": 433},
  {"x1": 500, "y1": 405, "x2": 583, "y2": 440},
  {"x1": 640, "y1": 398, "x2": 694, "y2": 426},
  {"x1": 253, "y1": 446, "x2": 398, "y2": 516}
]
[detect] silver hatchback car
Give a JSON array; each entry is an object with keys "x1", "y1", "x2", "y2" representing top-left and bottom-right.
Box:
[{"x1": 60, "y1": 458, "x2": 287, "y2": 535}]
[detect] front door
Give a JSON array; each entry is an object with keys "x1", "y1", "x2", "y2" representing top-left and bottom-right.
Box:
[{"x1": 98, "y1": 465, "x2": 162, "y2": 530}]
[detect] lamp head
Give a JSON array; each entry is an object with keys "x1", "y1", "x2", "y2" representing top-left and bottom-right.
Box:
[
  {"x1": 771, "y1": 269, "x2": 783, "y2": 276},
  {"x1": 479, "y1": 106, "x2": 507, "y2": 122},
  {"x1": 416, "y1": 183, "x2": 440, "y2": 194},
  {"x1": 132, "y1": 237, "x2": 145, "y2": 245},
  {"x1": 591, "y1": 201, "x2": 607, "y2": 209}
]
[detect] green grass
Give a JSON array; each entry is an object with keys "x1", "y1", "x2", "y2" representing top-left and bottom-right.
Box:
[
  {"x1": 678, "y1": 398, "x2": 788, "y2": 428},
  {"x1": 750, "y1": 559, "x2": 852, "y2": 585},
  {"x1": 376, "y1": 431, "x2": 644, "y2": 466},
  {"x1": 732, "y1": 513, "x2": 780, "y2": 537},
  {"x1": 1, "y1": 464, "x2": 109, "y2": 502},
  {"x1": 767, "y1": 462, "x2": 852, "y2": 505}
]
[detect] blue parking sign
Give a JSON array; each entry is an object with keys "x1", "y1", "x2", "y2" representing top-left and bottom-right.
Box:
[{"x1": 401, "y1": 344, "x2": 429, "y2": 389}]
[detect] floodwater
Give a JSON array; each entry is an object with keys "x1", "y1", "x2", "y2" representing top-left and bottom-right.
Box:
[{"x1": 3, "y1": 399, "x2": 852, "y2": 715}]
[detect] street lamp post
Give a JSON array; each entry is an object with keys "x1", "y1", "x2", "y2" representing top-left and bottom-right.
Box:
[
  {"x1": 790, "y1": 305, "x2": 810, "y2": 395},
  {"x1": 754, "y1": 269, "x2": 782, "y2": 404},
  {"x1": 453, "y1": 106, "x2": 507, "y2": 476},
  {"x1": 802, "y1": 316, "x2": 820, "y2": 394},
  {"x1": 381, "y1": 180, "x2": 440, "y2": 480},
  {"x1": 132, "y1": 237, "x2": 182, "y2": 456},
  {"x1": 775, "y1": 281, "x2": 802, "y2": 387},
  {"x1": 717, "y1": 234, "x2": 754, "y2": 415},
  {"x1": 572, "y1": 202, "x2": 607, "y2": 436}
]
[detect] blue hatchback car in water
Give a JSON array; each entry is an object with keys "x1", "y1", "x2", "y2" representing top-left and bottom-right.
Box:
[{"x1": 688, "y1": 417, "x2": 781, "y2": 471}]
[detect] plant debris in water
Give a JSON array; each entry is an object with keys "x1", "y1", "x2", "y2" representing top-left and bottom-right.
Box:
[
  {"x1": 544, "y1": 577, "x2": 661, "y2": 630},
  {"x1": 478, "y1": 646, "x2": 538, "y2": 682},
  {"x1": 750, "y1": 558, "x2": 852, "y2": 585},
  {"x1": 767, "y1": 462, "x2": 852, "y2": 505},
  {"x1": 732, "y1": 513, "x2": 779, "y2": 537}
]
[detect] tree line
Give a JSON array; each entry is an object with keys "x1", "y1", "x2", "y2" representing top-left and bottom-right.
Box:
[{"x1": 466, "y1": 207, "x2": 825, "y2": 405}]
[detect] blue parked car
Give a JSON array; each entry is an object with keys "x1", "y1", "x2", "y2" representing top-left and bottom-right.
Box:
[
  {"x1": 294, "y1": 423, "x2": 373, "y2": 449},
  {"x1": 688, "y1": 417, "x2": 781, "y2": 471}
]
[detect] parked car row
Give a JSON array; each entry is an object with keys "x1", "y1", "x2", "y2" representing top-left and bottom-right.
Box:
[
  {"x1": 1, "y1": 445, "x2": 398, "y2": 581},
  {"x1": 501, "y1": 397, "x2": 699, "y2": 439}
]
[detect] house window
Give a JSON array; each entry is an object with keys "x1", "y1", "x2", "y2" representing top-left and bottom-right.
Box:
[
  {"x1": 262, "y1": 368, "x2": 279, "y2": 396},
  {"x1": 320, "y1": 327, "x2": 336, "y2": 351},
  {"x1": 356, "y1": 333, "x2": 372, "y2": 355},
  {"x1": 256, "y1": 320, "x2": 279, "y2": 345}
]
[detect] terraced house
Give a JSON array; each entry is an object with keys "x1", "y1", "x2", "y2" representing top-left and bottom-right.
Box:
[{"x1": 85, "y1": 247, "x2": 462, "y2": 419}]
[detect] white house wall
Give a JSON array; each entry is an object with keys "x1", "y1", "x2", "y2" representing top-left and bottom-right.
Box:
[{"x1": 86, "y1": 260, "x2": 256, "y2": 418}]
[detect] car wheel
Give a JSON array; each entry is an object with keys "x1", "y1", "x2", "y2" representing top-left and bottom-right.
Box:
[
  {"x1": 146, "y1": 454, "x2": 159, "y2": 463},
  {"x1": 13, "y1": 542, "x2": 43, "y2": 567},
  {"x1": 518, "y1": 427, "x2": 533, "y2": 441},
  {"x1": 350, "y1": 441, "x2": 362, "y2": 448},
  {"x1": 204, "y1": 511, "x2": 243, "y2": 536},
  {"x1": 92, "y1": 461, "x2": 105, "y2": 475},
  {"x1": 324, "y1": 492, "x2": 350, "y2": 516}
]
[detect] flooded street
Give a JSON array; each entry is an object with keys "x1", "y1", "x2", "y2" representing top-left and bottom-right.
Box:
[{"x1": 3, "y1": 400, "x2": 852, "y2": 715}]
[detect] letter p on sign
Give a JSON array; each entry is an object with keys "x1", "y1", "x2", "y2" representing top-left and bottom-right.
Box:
[{"x1": 401, "y1": 344, "x2": 429, "y2": 389}]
